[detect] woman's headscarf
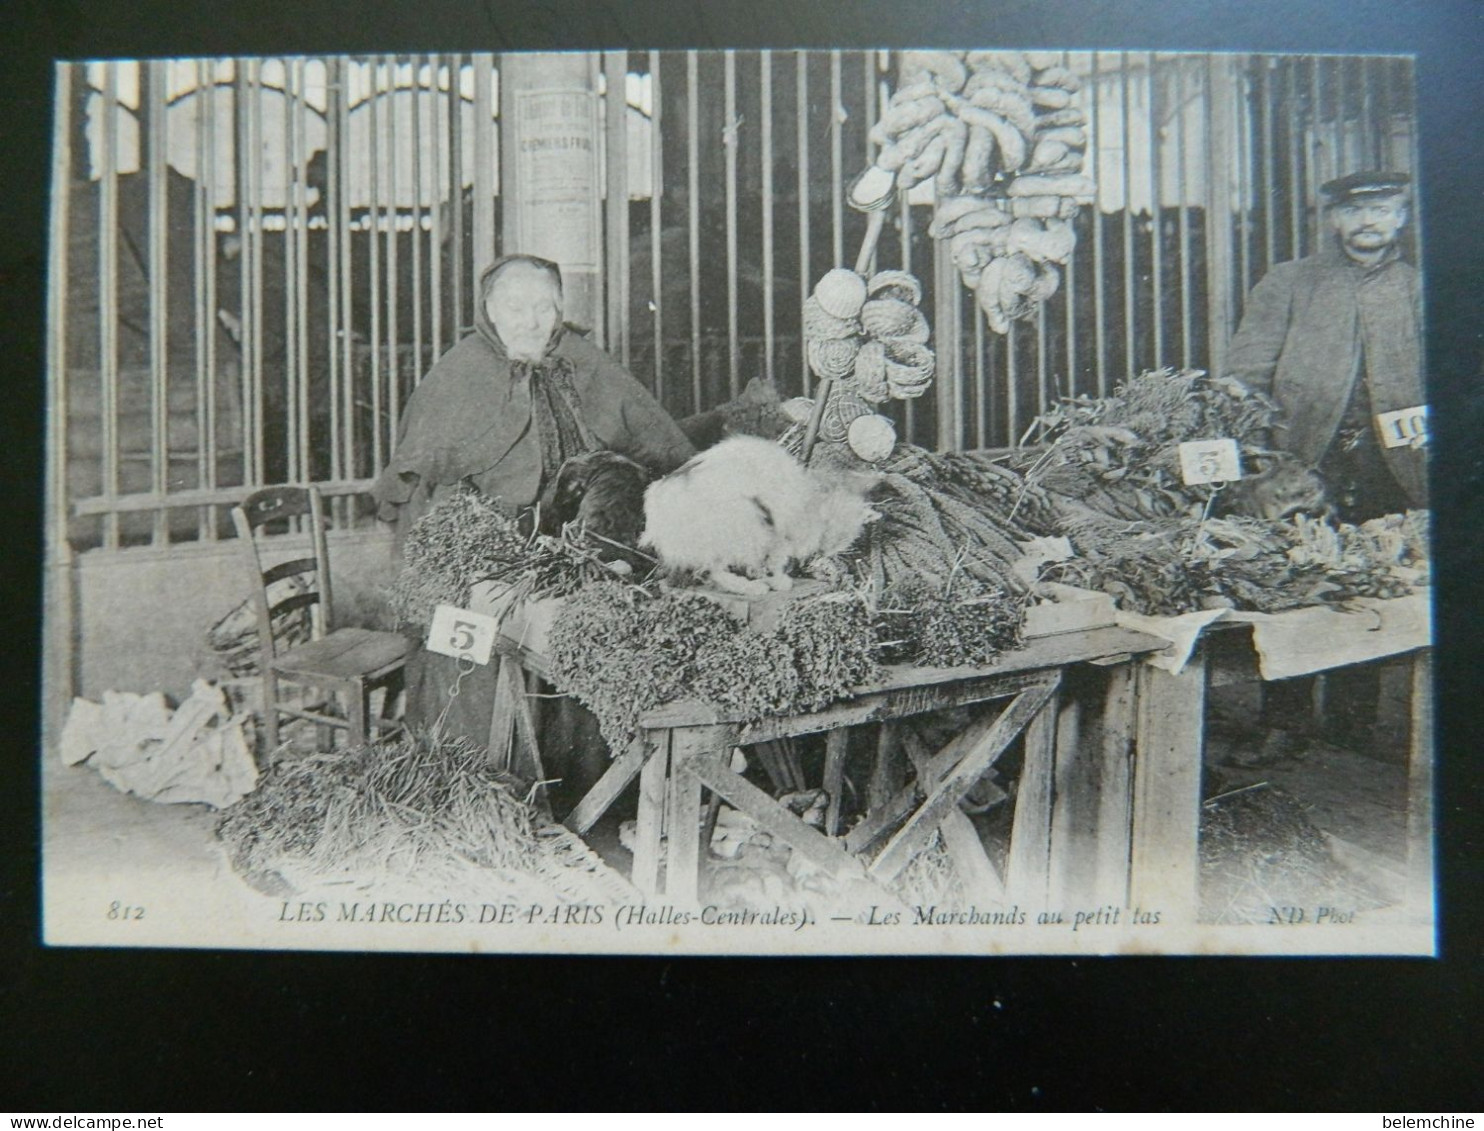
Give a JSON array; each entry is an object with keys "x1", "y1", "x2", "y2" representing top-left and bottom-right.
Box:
[
  {"x1": 473, "y1": 254, "x2": 594, "y2": 490},
  {"x1": 474, "y1": 254, "x2": 567, "y2": 358}
]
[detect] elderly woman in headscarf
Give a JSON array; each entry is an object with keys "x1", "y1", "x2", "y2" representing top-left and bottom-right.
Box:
[
  {"x1": 373, "y1": 255, "x2": 693, "y2": 805},
  {"x1": 375, "y1": 253, "x2": 693, "y2": 544}
]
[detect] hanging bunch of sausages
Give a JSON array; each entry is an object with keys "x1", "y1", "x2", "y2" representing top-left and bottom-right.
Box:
[{"x1": 863, "y1": 49, "x2": 1096, "y2": 334}]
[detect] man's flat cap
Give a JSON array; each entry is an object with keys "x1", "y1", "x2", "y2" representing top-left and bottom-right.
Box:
[{"x1": 1321, "y1": 170, "x2": 1411, "y2": 204}]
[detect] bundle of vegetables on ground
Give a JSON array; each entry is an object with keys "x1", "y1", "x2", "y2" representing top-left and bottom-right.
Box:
[
  {"x1": 1010, "y1": 367, "x2": 1282, "y2": 522},
  {"x1": 216, "y1": 731, "x2": 631, "y2": 904},
  {"x1": 860, "y1": 49, "x2": 1094, "y2": 334},
  {"x1": 1200, "y1": 784, "x2": 1389, "y2": 926}
]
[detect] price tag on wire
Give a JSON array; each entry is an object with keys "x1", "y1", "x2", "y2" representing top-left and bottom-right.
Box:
[
  {"x1": 1375, "y1": 405, "x2": 1428, "y2": 449},
  {"x1": 427, "y1": 604, "x2": 498, "y2": 666},
  {"x1": 1178, "y1": 438, "x2": 1243, "y2": 486}
]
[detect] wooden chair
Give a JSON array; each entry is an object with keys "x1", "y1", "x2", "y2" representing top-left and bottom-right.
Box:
[{"x1": 231, "y1": 485, "x2": 410, "y2": 759}]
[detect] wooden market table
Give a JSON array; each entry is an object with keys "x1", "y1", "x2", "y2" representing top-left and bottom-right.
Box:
[
  {"x1": 475, "y1": 580, "x2": 1432, "y2": 925},
  {"x1": 1143, "y1": 594, "x2": 1436, "y2": 922},
  {"x1": 482, "y1": 616, "x2": 1203, "y2": 914}
]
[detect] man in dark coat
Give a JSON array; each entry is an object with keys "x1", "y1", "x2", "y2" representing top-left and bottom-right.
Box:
[
  {"x1": 1225, "y1": 172, "x2": 1428, "y2": 757},
  {"x1": 1226, "y1": 170, "x2": 1427, "y2": 521}
]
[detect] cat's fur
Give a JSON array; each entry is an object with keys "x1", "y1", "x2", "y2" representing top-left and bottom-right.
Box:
[
  {"x1": 540, "y1": 450, "x2": 653, "y2": 572},
  {"x1": 676, "y1": 376, "x2": 792, "y2": 450},
  {"x1": 640, "y1": 435, "x2": 878, "y2": 596},
  {"x1": 1223, "y1": 456, "x2": 1333, "y2": 521}
]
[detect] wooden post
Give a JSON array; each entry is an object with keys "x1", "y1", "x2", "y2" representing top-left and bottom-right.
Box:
[
  {"x1": 1130, "y1": 654, "x2": 1207, "y2": 926},
  {"x1": 630, "y1": 730, "x2": 672, "y2": 896},
  {"x1": 1005, "y1": 685, "x2": 1060, "y2": 904},
  {"x1": 1204, "y1": 54, "x2": 1241, "y2": 377},
  {"x1": 933, "y1": 189, "x2": 964, "y2": 453},
  {"x1": 665, "y1": 727, "x2": 724, "y2": 903},
  {"x1": 665, "y1": 752, "x2": 702, "y2": 903},
  {"x1": 44, "y1": 63, "x2": 76, "y2": 748},
  {"x1": 498, "y1": 53, "x2": 603, "y2": 332},
  {"x1": 603, "y1": 50, "x2": 631, "y2": 363},
  {"x1": 1048, "y1": 692, "x2": 1097, "y2": 907},
  {"x1": 822, "y1": 727, "x2": 850, "y2": 836},
  {"x1": 471, "y1": 54, "x2": 496, "y2": 277},
  {"x1": 1092, "y1": 663, "x2": 1137, "y2": 906},
  {"x1": 867, "y1": 720, "x2": 904, "y2": 812}
]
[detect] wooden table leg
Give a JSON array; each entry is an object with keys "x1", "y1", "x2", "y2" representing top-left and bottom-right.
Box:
[
  {"x1": 899, "y1": 728, "x2": 1005, "y2": 902},
  {"x1": 1047, "y1": 692, "x2": 1090, "y2": 907},
  {"x1": 1005, "y1": 682, "x2": 1060, "y2": 904},
  {"x1": 1130, "y1": 651, "x2": 1207, "y2": 926},
  {"x1": 1092, "y1": 663, "x2": 1136, "y2": 907},
  {"x1": 822, "y1": 727, "x2": 850, "y2": 836},
  {"x1": 486, "y1": 656, "x2": 516, "y2": 770},
  {"x1": 565, "y1": 735, "x2": 650, "y2": 836},
  {"x1": 630, "y1": 730, "x2": 672, "y2": 897},
  {"x1": 1407, "y1": 650, "x2": 1434, "y2": 928},
  {"x1": 880, "y1": 676, "x2": 1059, "y2": 884},
  {"x1": 665, "y1": 729, "x2": 715, "y2": 903}
]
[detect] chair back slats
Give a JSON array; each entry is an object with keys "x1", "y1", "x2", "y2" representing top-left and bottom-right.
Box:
[
  {"x1": 269, "y1": 591, "x2": 321, "y2": 622},
  {"x1": 232, "y1": 484, "x2": 334, "y2": 659},
  {"x1": 262, "y1": 556, "x2": 318, "y2": 587},
  {"x1": 229, "y1": 482, "x2": 406, "y2": 755},
  {"x1": 239, "y1": 486, "x2": 312, "y2": 531},
  {"x1": 307, "y1": 487, "x2": 332, "y2": 629}
]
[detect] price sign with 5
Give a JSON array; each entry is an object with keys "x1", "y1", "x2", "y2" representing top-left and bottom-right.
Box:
[
  {"x1": 426, "y1": 604, "x2": 499, "y2": 666},
  {"x1": 1178, "y1": 438, "x2": 1243, "y2": 487}
]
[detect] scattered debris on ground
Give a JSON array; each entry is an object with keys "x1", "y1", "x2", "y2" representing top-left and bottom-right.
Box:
[
  {"x1": 61, "y1": 680, "x2": 258, "y2": 809},
  {"x1": 1199, "y1": 783, "x2": 1392, "y2": 925}
]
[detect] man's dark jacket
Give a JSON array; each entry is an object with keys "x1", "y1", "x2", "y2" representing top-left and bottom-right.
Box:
[{"x1": 1225, "y1": 239, "x2": 1426, "y2": 505}]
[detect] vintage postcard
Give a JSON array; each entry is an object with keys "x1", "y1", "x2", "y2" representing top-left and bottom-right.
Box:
[{"x1": 41, "y1": 48, "x2": 1434, "y2": 955}]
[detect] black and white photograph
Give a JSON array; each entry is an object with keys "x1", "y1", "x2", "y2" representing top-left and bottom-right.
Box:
[{"x1": 41, "y1": 45, "x2": 1437, "y2": 956}]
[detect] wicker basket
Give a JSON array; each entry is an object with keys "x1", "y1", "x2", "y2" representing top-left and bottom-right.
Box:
[
  {"x1": 861, "y1": 297, "x2": 921, "y2": 339},
  {"x1": 866, "y1": 269, "x2": 924, "y2": 306},
  {"x1": 807, "y1": 336, "x2": 863, "y2": 381},
  {"x1": 803, "y1": 296, "x2": 861, "y2": 341},
  {"x1": 852, "y1": 339, "x2": 891, "y2": 403}
]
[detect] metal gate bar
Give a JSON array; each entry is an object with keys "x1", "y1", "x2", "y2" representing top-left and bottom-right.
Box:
[{"x1": 51, "y1": 52, "x2": 1421, "y2": 551}]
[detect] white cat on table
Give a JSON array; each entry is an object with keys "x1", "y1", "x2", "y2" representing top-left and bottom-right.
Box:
[{"x1": 640, "y1": 435, "x2": 879, "y2": 597}]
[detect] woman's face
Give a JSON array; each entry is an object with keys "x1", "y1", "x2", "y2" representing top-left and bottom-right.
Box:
[{"x1": 485, "y1": 264, "x2": 561, "y2": 361}]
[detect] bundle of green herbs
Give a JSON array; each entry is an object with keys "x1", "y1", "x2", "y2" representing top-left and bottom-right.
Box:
[
  {"x1": 1043, "y1": 508, "x2": 1429, "y2": 616},
  {"x1": 874, "y1": 574, "x2": 1025, "y2": 667},
  {"x1": 851, "y1": 447, "x2": 1034, "y2": 605},
  {"x1": 216, "y1": 731, "x2": 537, "y2": 896},
  {"x1": 387, "y1": 487, "x2": 625, "y2": 638},
  {"x1": 1012, "y1": 368, "x2": 1282, "y2": 522},
  {"x1": 545, "y1": 582, "x2": 879, "y2": 749}
]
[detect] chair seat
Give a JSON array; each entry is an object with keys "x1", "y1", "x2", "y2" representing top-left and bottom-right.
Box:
[{"x1": 273, "y1": 627, "x2": 411, "y2": 683}]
